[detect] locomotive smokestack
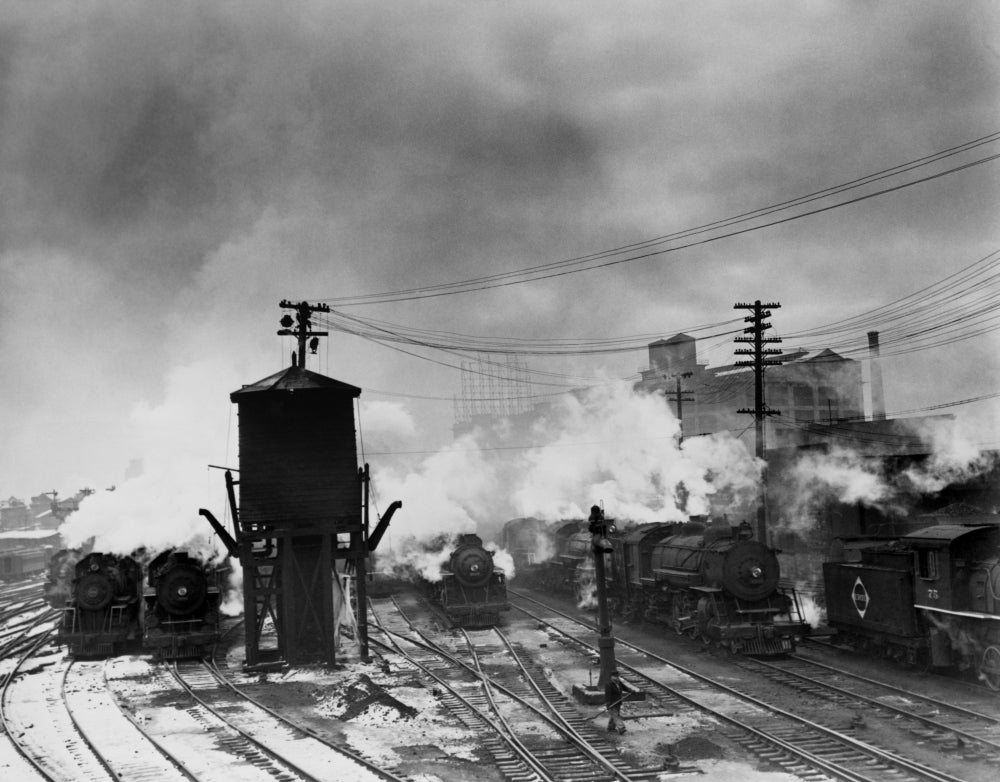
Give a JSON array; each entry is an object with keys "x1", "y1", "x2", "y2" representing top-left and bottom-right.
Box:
[{"x1": 867, "y1": 331, "x2": 886, "y2": 421}]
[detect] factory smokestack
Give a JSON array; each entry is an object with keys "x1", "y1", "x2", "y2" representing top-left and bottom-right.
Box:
[{"x1": 867, "y1": 331, "x2": 886, "y2": 421}]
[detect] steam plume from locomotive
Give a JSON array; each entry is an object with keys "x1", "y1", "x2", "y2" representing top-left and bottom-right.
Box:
[{"x1": 370, "y1": 380, "x2": 764, "y2": 579}]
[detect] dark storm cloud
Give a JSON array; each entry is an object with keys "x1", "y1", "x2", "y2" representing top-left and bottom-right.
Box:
[
  {"x1": 0, "y1": 1, "x2": 997, "y2": 498},
  {"x1": 1, "y1": 2, "x2": 607, "y2": 287}
]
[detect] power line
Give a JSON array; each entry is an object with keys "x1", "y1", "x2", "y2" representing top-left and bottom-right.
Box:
[{"x1": 318, "y1": 133, "x2": 1000, "y2": 306}]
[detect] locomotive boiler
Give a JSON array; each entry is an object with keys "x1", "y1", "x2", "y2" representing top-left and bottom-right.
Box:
[
  {"x1": 54, "y1": 552, "x2": 142, "y2": 656},
  {"x1": 510, "y1": 514, "x2": 809, "y2": 655},
  {"x1": 426, "y1": 533, "x2": 510, "y2": 627},
  {"x1": 143, "y1": 549, "x2": 225, "y2": 660},
  {"x1": 640, "y1": 520, "x2": 808, "y2": 654}
]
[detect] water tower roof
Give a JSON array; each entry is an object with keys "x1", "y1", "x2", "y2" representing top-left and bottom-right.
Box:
[{"x1": 231, "y1": 365, "x2": 362, "y2": 400}]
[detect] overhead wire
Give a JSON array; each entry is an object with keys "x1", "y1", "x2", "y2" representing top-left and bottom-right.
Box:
[{"x1": 320, "y1": 132, "x2": 1000, "y2": 306}]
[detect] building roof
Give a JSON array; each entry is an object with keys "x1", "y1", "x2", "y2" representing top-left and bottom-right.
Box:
[
  {"x1": 231, "y1": 366, "x2": 362, "y2": 400},
  {"x1": 650, "y1": 333, "x2": 695, "y2": 346},
  {"x1": 0, "y1": 529, "x2": 61, "y2": 541}
]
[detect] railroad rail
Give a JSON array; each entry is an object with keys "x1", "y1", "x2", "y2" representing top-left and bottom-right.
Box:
[
  {"x1": 369, "y1": 594, "x2": 674, "y2": 782},
  {"x1": 510, "y1": 588, "x2": 979, "y2": 782},
  {"x1": 736, "y1": 653, "x2": 1000, "y2": 762},
  {"x1": 805, "y1": 636, "x2": 1000, "y2": 698}
]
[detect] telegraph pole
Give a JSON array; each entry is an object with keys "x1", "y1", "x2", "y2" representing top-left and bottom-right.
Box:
[
  {"x1": 733, "y1": 300, "x2": 783, "y2": 542},
  {"x1": 667, "y1": 372, "x2": 694, "y2": 442},
  {"x1": 278, "y1": 300, "x2": 330, "y2": 368}
]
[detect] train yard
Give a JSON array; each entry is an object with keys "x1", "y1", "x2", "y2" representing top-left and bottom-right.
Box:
[{"x1": 2, "y1": 573, "x2": 998, "y2": 782}]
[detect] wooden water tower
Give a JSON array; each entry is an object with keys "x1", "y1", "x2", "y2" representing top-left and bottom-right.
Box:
[
  {"x1": 196, "y1": 302, "x2": 400, "y2": 667},
  {"x1": 229, "y1": 365, "x2": 365, "y2": 666}
]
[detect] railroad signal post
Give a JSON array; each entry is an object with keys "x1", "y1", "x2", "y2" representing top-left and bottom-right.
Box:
[
  {"x1": 589, "y1": 505, "x2": 617, "y2": 688},
  {"x1": 574, "y1": 505, "x2": 620, "y2": 706}
]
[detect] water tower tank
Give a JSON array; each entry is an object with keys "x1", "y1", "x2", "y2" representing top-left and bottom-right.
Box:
[{"x1": 230, "y1": 365, "x2": 362, "y2": 532}]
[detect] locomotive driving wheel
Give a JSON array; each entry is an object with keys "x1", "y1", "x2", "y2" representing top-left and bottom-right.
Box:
[
  {"x1": 696, "y1": 597, "x2": 717, "y2": 646},
  {"x1": 980, "y1": 645, "x2": 1000, "y2": 691}
]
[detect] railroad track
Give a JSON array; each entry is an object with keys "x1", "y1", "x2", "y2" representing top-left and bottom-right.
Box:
[
  {"x1": 805, "y1": 636, "x2": 1000, "y2": 698},
  {"x1": 510, "y1": 588, "x2": 980, "y2": 782},
  {"x1": 736, "y1": 653, "x2": 1000, "y2": 762},
  {"x1": 1, "y1": 630, "x2": 190, "y2": 781},
  {"x1": 370, "y1": 594, "x2": 676, "y2": 782}
]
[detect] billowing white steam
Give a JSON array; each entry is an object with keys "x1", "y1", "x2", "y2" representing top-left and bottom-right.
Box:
[
  {"x1": 781, "y1": 445, "x2": 894, "y2": 526},
  {"x1": 369, "y1": 379, "x2": 763, "y2": 577},
  {"x1": 900, "y1": 416, "x2": 999, "y2": 494},
  {"x1": 56, "y1": 360, "x2": 235, "y2": 565},
  {"x1": 773, "y1": 415, "x2": 999, "y2": 536},
  {"x1": 512, "y1": 380, "x2": 761, "y2": 522}
]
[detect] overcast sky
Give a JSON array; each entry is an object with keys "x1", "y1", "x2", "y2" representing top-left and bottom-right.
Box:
[{"x1": 2, "y1": 1, "x2": 998, "y2": 512}]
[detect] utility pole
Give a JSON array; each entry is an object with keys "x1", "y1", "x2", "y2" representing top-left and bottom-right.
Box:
[
  {"x1": 733, "y1": 300, "x2": 783, "y2": 543},
  {"x1": 667, "y1": 372, "x2": 694, "y2": 442},
  {"x1": 278, "y1": 300, "x2": 330, "y2": 368}
]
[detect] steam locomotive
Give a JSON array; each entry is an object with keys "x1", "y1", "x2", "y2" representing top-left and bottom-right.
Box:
[
  {"x1": 424, "y1": 533, "x2": 510, "y2": 627},
  {"x1": 48, "y1": 548, "x2": 227, "y2": 659},
  {"x1": 143, "y1": 549, "x2": 226, "y2": 660},
  {"x1": 502, "y1": 515, "x2": 809, "y2": 655},
  {"x1": 823, "y1": 522, "x2": 1000, "y2": 689},
  {"x1": 52, "y1": 551, "x2": 143, "y2": 656}
]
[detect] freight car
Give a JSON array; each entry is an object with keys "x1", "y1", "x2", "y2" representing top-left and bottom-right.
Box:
[
  {"x1": 823, "y1": 523, "x2": 1000, "y2": 689},
  {"x1": 425, "y1": 533, "x2": 509, "y2": 627},
  {"x1": 53, "y1": 552, "x2": 143, "y2": 656},
  {"x1": 0, "y1": 546, "x2": 51, "y2": 581},
  {"x1": 143, "y1": 549, "x2": 226, "y2": 660}
]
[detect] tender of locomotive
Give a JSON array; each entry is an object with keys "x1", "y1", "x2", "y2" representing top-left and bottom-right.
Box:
[
  {"x1": 426, "y1": 533, "x2": 509, "y2": 627},
  {"x1": 54, "y1": 551, "x2": 143, "y2": 656},
  {"x1": 143, "y1": 549, "x2": 226, "y2": 660},
  {"x1": 823, "y1": 523, "x2": 1000, "y2": 689}
]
